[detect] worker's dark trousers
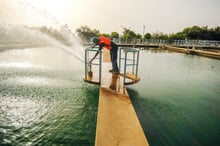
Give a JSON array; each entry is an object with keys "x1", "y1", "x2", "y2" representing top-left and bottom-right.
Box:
[{"x1": 110, "y1": 46, "x2": 119, "y2": 73}]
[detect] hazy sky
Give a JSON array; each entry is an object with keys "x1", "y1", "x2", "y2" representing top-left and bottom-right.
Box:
[{"x1": 0, "y1": 0, "x2": 220, "y2": 34}]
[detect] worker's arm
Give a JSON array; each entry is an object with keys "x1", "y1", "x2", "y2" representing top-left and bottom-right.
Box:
[
  {"x1": 91, "y1": 44, "x2": 96, "y2": 48},
  {"x1": 89, "y1": 43, "x2": 104, "y2": 64}
]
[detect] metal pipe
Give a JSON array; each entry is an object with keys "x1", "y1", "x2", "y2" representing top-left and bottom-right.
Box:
[
  {"x1": 124, "y1": 51, "x2": 127, "y2": 85},
  {"x1": 119, "y1": 47, "x2": 122, "y2": 73},
  {"x1": 99, "y1": 49, "x2": 102, "y2": 84},
  {"x1": 132, "y1": 50, "x2": 135, "y2": 74},
  {"x1": 85, "y1": 48, "x2": 88, "y2": 80},
  {"x1": 136, "y1": 50, "x2": 140, "y2": 79}
]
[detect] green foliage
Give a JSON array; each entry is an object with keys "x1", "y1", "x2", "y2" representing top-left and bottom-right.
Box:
[
  {"x1": 75, "y1": 25, "x2": 220, "y2": 41},
  {"x1": 213, "y1": 27, "x2": 220, "y2": 39},
  {"x1": 151, "y1": 32, "x2": 169, "y2": 40},
  {"x1": 144, "y1": 33, "x2": 151, "y2": 39},
  {"x1": 136, "y1": 33, "x2": 142, "y2": 39},
  {"x1": 183, "y1": 25, "x2": 201, "y2": 39},
  {"x1": 182, "y1": 25, "x2": 220, "y2": 40},
  {"x1": 121, "y1": 27, "x2": 137, "y2": 40},
  {"x1": 76, "y1": 25, "x2": 100, "y2": 39},
  {"x1": 169, "y1": 32, "x2": 186, "y2": 40},
  {"x1": 101, "y1": 33, "x2": 110, "y2": 38},
  {"x1": 110, "y1": 32, "x2": 119, "y2": 38}
]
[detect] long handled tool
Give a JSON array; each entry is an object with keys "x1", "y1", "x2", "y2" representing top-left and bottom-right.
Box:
[
  {"x1": 88, "y1": 64, "x2": 93, "y2": 77},
  {"x1": 88, "y1": 50, "x2": 100, "y2": 77}
]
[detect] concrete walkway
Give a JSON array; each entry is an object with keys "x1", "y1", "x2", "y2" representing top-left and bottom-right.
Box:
[{"x1": 95, "y1": 50, "x2": 149, "y2": 146}]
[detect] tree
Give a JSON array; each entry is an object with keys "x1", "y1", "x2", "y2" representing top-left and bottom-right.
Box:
[
  {"x1": 169, "y1": 32, "x2": 186, "y2": 40},
  {"x1": 151, "y1": 32, "x2": 168, "y2": 40},
  {"x1": 183, "y1": 25, "x2": 204, "y2": 39},
  {"x1": 212, "y1": 27, "x2": 220, "y2": 40},
  {"x1": 119, "y1": 27, "x2": 137, "y2": 43},
  {"x1": 101, "y1": 33, "x2": 110, "y2": 38},
  {"x1": 181, "y1": 25, "x2": 220, "y2": 40},
  {"x1": 110, "y1": 32, "x2": 119, "y2": 38},
  {"x1": 75, "y1": 25, "x2": 220, "y2": 42},
  {"x1": 144, "y1": 33, "x2": 151, "y2": 39},
  {"x1": 136, "y1": 33, "x2": 142, "y2": 39},
  {"x1": 76, "y1": 25, "x2": 100, "y2": 39}
]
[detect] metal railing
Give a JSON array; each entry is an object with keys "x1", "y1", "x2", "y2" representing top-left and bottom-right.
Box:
[
  {"x1": 83, "y1": 38, "x2": 220, "y2": 48},
  {"x1": 84, "y1": 47, "x2": 102, "y2": 84},
  {"x1": 84, "y1": 47, "x2": 140, "y2": 86},
  {"x1": 119, "y1": 47, "x2": 140, "y2": 85}
]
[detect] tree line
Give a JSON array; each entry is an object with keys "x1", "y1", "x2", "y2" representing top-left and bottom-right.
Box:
[
  {"x1": 76, "y1": 25, "x2": 220, "y2": 41},
  {"x1": 28, "y1": 25, "x2": 220, "y2": 47}
]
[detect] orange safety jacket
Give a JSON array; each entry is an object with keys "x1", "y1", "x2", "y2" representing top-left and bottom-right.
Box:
[{"x1": 98, "y1": 36, "x2": 112, "y2": 50}]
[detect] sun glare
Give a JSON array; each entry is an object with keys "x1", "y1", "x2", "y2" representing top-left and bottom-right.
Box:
[{"x1": 29, "y1": 0, "x2": 81, "y2": 19}]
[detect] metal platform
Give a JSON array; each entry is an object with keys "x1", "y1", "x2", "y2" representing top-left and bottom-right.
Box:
[{"x1": 83, "y1": 47, "x2": 140, "y2": 85}]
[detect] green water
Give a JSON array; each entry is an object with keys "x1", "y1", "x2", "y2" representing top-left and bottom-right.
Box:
[
  {"x1": 1, "y1": 47, "x2": 220, "y2": 146},
  {"x1": 128, "y1": 49, "x2": 220, "y2": 146},
  {"x1": 0, "y1": 47, "x2": 99, "y2": 146}
]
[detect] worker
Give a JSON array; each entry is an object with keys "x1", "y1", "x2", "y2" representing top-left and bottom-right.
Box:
[{"x1": 89, "y1": 36, "x2": 119, "y2": 75}]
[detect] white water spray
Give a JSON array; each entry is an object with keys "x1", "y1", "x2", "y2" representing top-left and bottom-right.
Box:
[{"x1": 0, "y1": 0, "x2": 85, "y2": 62}]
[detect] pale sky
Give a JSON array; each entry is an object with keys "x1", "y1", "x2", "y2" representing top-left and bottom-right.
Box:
[{"x1": 0, "y1": 0, "x2": 220, "y2": 34}]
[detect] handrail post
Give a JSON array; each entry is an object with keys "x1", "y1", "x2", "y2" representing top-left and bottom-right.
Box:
[
  {"x1": 99, "y1": 49, "x2": 102, "y2": 84},
  {"x1": 124, "y1": 51, "x2": 128, "y2": 85},
  {"x1": 85, "y1": 49, "x2": 87, "y2": 80},
  {"x1": 119, "y1": 47, "x2": 122, "y2": 73},
  {"x1": 136, "y1": 50, "x2": 140, "y2": 79},
  {"x1": 132, "y1": 51, "x2": 135, "y2": 74}
]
